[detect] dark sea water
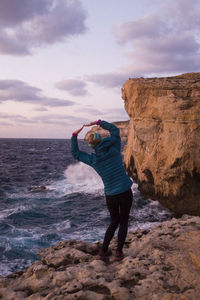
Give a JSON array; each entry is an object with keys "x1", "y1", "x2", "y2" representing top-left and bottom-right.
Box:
[{"x1": 0, "y1": 138, "x2": 171, "y2": 276}]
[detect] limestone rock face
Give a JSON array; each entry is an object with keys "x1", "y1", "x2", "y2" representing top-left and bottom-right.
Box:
[
  {"x1": 84, "y1": 121, "x2": 129, "y2": 142},
  {"x1": 122, "y1": 72, "x2": 200, "y2": 216},
  {"x1": 0, "y1": 215, "x2": 200, "y2": 299}
]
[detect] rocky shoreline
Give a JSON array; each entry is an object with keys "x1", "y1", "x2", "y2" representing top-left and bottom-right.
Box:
[
  {"x1": 0, "y1": 214, "x2": 199, "y2": 300},
  {"x1": 1, "y1": 72, "x2": 200, "y2": 299}
]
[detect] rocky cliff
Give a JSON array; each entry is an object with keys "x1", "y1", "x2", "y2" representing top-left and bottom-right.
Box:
[
  {"x1": 84, "y1": 121, "x2": 129, "y2": 142},
  {"x1": 0, "y1": 215, "x2": 200, "y2": 300},
  {"x1": 122, "y1": 73, "x2": 200, "y2": 216}
]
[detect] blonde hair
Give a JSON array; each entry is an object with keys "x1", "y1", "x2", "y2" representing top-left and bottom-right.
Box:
[{"x1": 87, "y1": 132, "x2": 101, "y2": 148}]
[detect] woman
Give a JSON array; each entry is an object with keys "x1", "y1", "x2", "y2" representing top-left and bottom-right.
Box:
[{"x1": 71, "y1": 120, "x2": 133, "y2": 261}]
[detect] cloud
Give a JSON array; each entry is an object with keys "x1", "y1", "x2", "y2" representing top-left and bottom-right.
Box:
[
  {"x1": 124, "y1": 33, "x2": 200, "y2": 75},
  {"x1": 0, "y1": 121, "x2": 12, "y2": 126},
  {"x1": 33, "y1": 113, "x2": 90, "y2": 126},
  {"x1": 113, "y1": 15, "x2": 167, "y2": 44},
  {"x1": 159, "y1": 0, "x2": 200, "y2": 31},
  {"x1": 87, "y1": 73, "x2": 130, "y2": 88},
  {"x1": 85, "y1": 0, "x2": 200, "y2": 88},
  {"x1": 82, "y1": 106, "x2": 103, "y2": 115},
  {"x1": 0, "y1": 79, "x2": 75, "y2": 107},
  {"x1": 0, "y1": 0, "x2": 87, "y2": 55},
  {"x1": 0, "y1": 112, "x2": 36, "y2": 125},
  {"x1": 42, "y1": 97, "x2": 75, "y2": 107},
  {"x1": 0, "y1": 30, "x2": 30, "y2": 55},
  {"x1": 0, "y1": 112, "x2": 90, "y2": 127},
  {"x1": 73, "y1": 105, "x2": 103, "y2": 117},
  {"x1": 111, "y1": 0, "x2": 200, "y2": 77},
  {"x1": 0, "y1": 112, "x2": 24, "y2": 119},
  {"x1": 35, "y1": 107, "x2": 48, "y2": 112},
  {"x1": 0, "y1": 0, "x2": 50, "y2": 27},
  {"x1": 0, "y1": 112, "x2": 67, "y2": 126},
  {"x1": 103, "y1": 108, "x2": 129, "y2": 121},
  {"x1": 55, "y1": 79, "x2": 88, "y2": 96}
]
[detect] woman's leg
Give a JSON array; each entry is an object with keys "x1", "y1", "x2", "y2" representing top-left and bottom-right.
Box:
[
  {"x1": 117, "y1": 189, "x2": 133, "y2": 252},
  {"x1": 102, "y1": 197, "x2": 120, "y2": 252}
]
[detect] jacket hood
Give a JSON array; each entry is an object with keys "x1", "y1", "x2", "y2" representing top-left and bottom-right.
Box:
[{"x1": 95, "y1": 137, "x2": 112, "y2": 152}]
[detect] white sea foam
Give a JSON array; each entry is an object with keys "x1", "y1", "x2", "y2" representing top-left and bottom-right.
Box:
[
  {"x1": 0, "y1": 259, "x2": 33, "y2": 277},
  {"x1": 55, "y1": 219, "x2": 71, "y2": 231},
  {"x1": 65, "y1": 226, "x2": 106, "y2": 242},
  {"x1": 129, "y1": 221, "x2": 159, "y2": 231},
  {"x1": 65, "y1": 162, "x2": 104, "y2": 192},
  {"x1": 131, "y1": 182, "x2": 139, "y2": 194},
  {"x1": 0, "y1": 205, "x2": 33, "y2": 221},
  {"x1": 47, "y1": 162, "x2": 104, "y2": 196}
]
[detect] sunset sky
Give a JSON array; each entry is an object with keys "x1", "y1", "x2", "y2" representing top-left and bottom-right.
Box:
[{"x1": 0, "y1": 0, "x2": 200, "y2": 138}]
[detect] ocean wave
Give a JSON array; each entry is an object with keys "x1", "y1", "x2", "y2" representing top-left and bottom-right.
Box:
[
  {"x1": 46, "y1": 162, "x2": 104, "y2": 196},
  {"x1": 0, "y1": 204, "x2": 34, "y2": 221},
  {"x1": 54, "y1": 219, "x2": 71, "y2": 231},
  {"x1": 0, "y1": 139, "x2": 172, "y2": 277},
  {"x1": 0, "y1": 258, "x2": 34, "y2": 277},
  {"x1": 65, "y1": 162, "x2": 104, "y2": 193}
]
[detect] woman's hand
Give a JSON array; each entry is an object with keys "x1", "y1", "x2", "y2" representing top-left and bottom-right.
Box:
[{"x1": 73, "y1": 125, "x2": 85, "y2": 136}]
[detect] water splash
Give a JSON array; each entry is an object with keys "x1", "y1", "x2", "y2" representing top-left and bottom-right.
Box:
[
  {"x1": 46, "y1": 162, "x2": 104, "y2": 196},
  {"x1": 66, "y1": 162, "x2": 104, "y2": 193}
]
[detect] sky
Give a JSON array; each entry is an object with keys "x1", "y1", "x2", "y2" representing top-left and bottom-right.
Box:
[{"x1": 0, "y1": 0, "x2": 200, "y2": 138}]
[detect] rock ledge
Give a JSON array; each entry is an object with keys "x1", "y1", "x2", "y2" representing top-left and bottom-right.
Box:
[{"x1": 0, "y1": 215, "x2": 200, "y2": 300}]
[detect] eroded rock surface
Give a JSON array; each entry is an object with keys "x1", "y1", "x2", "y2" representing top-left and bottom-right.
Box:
[
  {"x1": 0, "y1": 215, "x2": 200, "y2": 300},
  {"x1": 122, "y1": 73, "x2": 200, "y2": 216}
]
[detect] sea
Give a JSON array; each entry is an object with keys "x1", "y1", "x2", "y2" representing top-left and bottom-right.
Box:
[{"x1": 0, "y1": 138, "x2": 172, "y2": 276}]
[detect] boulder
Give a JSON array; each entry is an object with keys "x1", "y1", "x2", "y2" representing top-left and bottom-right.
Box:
[{"x1": 122, "y1": 72, "x2": 200, "y2": 216}]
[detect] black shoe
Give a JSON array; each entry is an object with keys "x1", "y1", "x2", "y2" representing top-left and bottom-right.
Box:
[{"x1": 114, "y1": 250, "x2": 124, "y2": 261}]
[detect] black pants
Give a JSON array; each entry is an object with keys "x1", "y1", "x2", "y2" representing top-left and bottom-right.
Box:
[{"x1": 102, "y1": 188, "x2": 133, "y2": 252}]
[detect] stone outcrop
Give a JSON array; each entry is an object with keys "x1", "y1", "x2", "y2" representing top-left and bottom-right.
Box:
[
  {"x1": 84, "y1": 121, "x2": 129, "y2": 142},
  {"x1": 0, "y1": 215, "x2": 200, "y2": 299},
  {"x1": 121, "y1": 72, "x2": 200, "y2": 216}
]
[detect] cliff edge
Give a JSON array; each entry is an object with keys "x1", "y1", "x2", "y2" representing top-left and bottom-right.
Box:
[{"x1": 122, "y1": 72, "x2": 200, "y2": 216}]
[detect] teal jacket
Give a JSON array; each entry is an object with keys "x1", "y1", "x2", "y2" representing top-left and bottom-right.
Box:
[{"x1": 71, "y1": 120, "x2": 133, "y2": 196}]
